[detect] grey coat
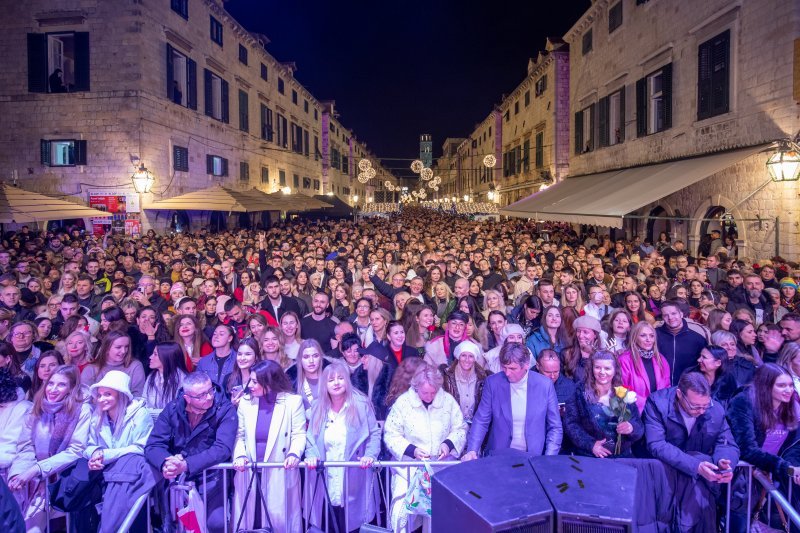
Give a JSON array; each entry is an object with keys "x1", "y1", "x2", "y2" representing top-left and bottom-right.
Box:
[{"x1": 304, "y1": 394, "x2": 382, "y2": 531}]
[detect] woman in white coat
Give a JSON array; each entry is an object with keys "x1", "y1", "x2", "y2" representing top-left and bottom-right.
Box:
[
  {"x1": 383, "y1": 362, "x2": 467, "y2": 532},
  {"x1": 305, "y1": 361, "x2": 382, "y2": 533},
  {"x1": 7, "y1": 365, "x2": 91, "y2": 533},
  {"x1": 232, "y1": 359, "x2": 306, "y2": 532}
]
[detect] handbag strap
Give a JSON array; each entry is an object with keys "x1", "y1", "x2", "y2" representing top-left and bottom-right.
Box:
[{"x1": 235, "y1": 465, "x2": 274, "y2": 532}]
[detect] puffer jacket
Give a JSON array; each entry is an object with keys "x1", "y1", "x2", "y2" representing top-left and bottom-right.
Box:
[{"x1": 84, "y1": 399, "x2": 154, "y2": 464}]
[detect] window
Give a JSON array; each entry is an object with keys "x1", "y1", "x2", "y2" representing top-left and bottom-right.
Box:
[
  {"x1": 331, "y1": 148, "x2": 340, "y2": 170},
  {"x1": 504, "y1": 110, "x2": 510, "y2": 122},
  {"x1": 171, "y1": 0, "x2": 188, "y2": 19},
  {"x1": 278, "y1": 78, "x2": 284, "y2": 94},
  {"x1": 238, "y1": 90, "x2": 249, "y2": 132},
  {"x1": 239, "y1": 161, "x2": 250, "y2": 182},
  {"x1": 203, "y1": 69, "x2": 229, "y2": 122},
  {"x1": 210, "y1": 16, "x2": 223, "y2": 46},
  {"x1": 291, "y1": 123, "x2": 302, "y2": 153},
  {"x1": 40, "y1": 139, "x2": 87, "y2": 166},
  {"x1": 279, "y1": 170, "x2": 286, "y2": 186},
  {"x1": 535, "y1": 133, "x2": 544, "y2": 168},
  {"x1": 524, "y1": 90, "x2": 531, "y2": 106},
  {"x1": 260, "y1": 63, "x2": 268, "y2": 81},
  {"x1": 302, "y1": 177, "x2": 311, "y2": 189},
  {"x1": 261, "y1": 166, "x2": 269, "y2": 184},
  {"x1": 342, "y1": 156, "x2": 349, "y2": 174},
  {"x1": 293, "y1": 174, "x2": 299, "y2": 188},
  {"x1": 582, "y1": 29, "x2": 593, "y2": 55},
  {"x1": 173, "y1": 145, "x2": 189, "y2": 171},
  {"x1": 535, "y1": 75, "x2": 547, "y2": 97},
  {"x1": 314, "y1": 136, "x2": 320, "y2": 161},
  {"x1": 166, "y1": 44, "x2": 197, "y2": 109},
  {"x1": 514, "y1": 101, "x2": 519, "y2": 115},
  {"x1": 303, "y1": 130, "x2": 310, "y2": 157},
  {"x1": 574, "y1": 104, "x2": 596, "y2": 154},
  {"x1": 238, "y1": 44, "x2": 248, "y2": 65},
  {"x1": 636, "y1": 63, "x2": 672, "y2": 136},
  {"x1": 292, "y1": 89, "x2": 298, "y2": 105},
  {"x1": 697, "y1": 30, "x2": 730, "y2": 120},
  {"x1": 609, "y1": 2, "x2": 623, "y2": 33},
  {"x1": 314, "y1": 109, "x2": 318, "y2": 121},
  {"x1": 313, "y1": 179, "x2": 320, "y2": 191},
  {"x1": 27, "y1": 32, "x2": 90, "y2": 93},
  {"x1": 260, "y1": 104, "x2": 273, "y2": 141},
  {"x1": 599, "y1": 88, "x2": 626, "y2": 147},
  {"x1": 276, "y1": 114, "x2": 288, "y2": 148},
  {"x1": 206, "y1": 155, "x2": 228, "y2": 176},
  {"x1": 304, "y1": 100, "x2": 309, "y2": 113}
]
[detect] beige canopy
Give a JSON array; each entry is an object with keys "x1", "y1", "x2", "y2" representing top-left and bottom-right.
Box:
[
  {"x1": 145, "y1": 185, "x2": 286, "y2": 212},
  {"x1": 500, "y1": 145, "x2": 769, "y2": 227},
  {"x1": 265, "y1": 191, "x2": 333, "y2": 210},
  {"x1": 0, "y1": 183, "x2": 112, "y2": 223}
]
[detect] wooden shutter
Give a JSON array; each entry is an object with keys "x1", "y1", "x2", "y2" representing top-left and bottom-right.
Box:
[
  {"x1": 27, "y1": 34, "x2": 48, "y2": 93},
  {"x1": 40, "y1": 140, "x2": 51, "y2": 165},
  {"x1": 187, "y1": 58, "x2": 197, "y2": 110},
  {"x1": 166, "y1": 44, "x2": 174, "y2": 100},
  {"x1": 598, "y1": 96, "x2": 609, "y2": 147},
  {"x1": 221, "y1": 158, "x2": 228, "y2": 177},
  {"x1": 588, "y1": 104, "x2": 596, "y2": 151},
  {"x1": 698, "y1": 41, "x2": 712, "y2": 119},
  {"x1": 711, "y1": 31, "x2": 730, "y2": 116},
  {"x1": 238, "y1": 90, "x2": 248, "y2": 132},
  {"x1": 73, "y1": 32, "x2": 90, "y2": 91},
  {"x1": 74, "y1": 140, "x2": 88, "y2": 165},
  {"x1": 662, "y1": 63, "x2": 673, "y2": 130},
  {"x1": 618, "y1": 87, "x2": 626, "y2": 142},
  {"x1": 636, "y1": 78, "x2": 647, "y2": 137},
  {"x1": 574, "y1": 111, "x2": 584, "y2": 153},
  {"x1": 204, "y1": 69, "x2": 213, "y2": 116},
  {"x1": 206, "y1": 154, "x2": 214, "y2": 174},
  {"x1": 221, "y1": 79, "x2": 229, "y2": 123}
]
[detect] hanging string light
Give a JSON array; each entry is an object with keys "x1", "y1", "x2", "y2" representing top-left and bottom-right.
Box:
[
  {"x1": 483, "y1": 154, "x2": 497, "y2": 168},
  {"x1": 420, "y1": 167, "x2": 433, "y2": 180},
  {"x1": 358, "y1": 159, "x2": 372, "y2": 172},
  {"x1": 410, "y1": 160, "x2": 424, "y2": 173},
  {"x1": 357, "y1": 172, "x2": 369, "y2": 183},
  {"x1": 365, "y1": 167, "x2": 376, "y2": 179}
]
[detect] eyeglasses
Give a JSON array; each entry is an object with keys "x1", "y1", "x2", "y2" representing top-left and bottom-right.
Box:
[
  {"x1": 12, "y1": 331, "x2": 33, "y2": 339},
  {"x1": 678, "y1": 391, "x2": 713, "y2": 412},
  {"x1": 185, "y1": 388, "x2": 214, "y2": 400}
]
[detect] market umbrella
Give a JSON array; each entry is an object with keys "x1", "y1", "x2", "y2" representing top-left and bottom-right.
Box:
[
  {"x1": 266, "y1": 191, "x2": 332, "y2": 210},
  {"x1": 145, "y1": 185, "x2": 285, "y2": 212},
  {"x1": 0, "y1": 183, "x2": 112, "y2": 223}
]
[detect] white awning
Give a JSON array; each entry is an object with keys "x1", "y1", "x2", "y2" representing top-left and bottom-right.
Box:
[
  {"x1": 500, "y1": 145, "x2": 770, "y2": 228},
  {"x1": 0, "y1": 184, "x2": 112, "y2": 223}
]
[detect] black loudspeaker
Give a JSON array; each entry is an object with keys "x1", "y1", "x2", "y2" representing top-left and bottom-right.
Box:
[
  {"x1": 432, "y1": 450, "x2": 553, "y2": 532},
  {"x1": 529, "y1": 455, "x2": 636, "y2": 533}
]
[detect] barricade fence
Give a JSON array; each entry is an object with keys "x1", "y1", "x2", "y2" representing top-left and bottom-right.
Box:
[{"x1": 39, "y1": 459, "x2": 798, "y2": 533}]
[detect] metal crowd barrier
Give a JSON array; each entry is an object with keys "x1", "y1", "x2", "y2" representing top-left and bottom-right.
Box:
[{"x1": 35, "y1": 458, "x2": 797, "y2": 533}]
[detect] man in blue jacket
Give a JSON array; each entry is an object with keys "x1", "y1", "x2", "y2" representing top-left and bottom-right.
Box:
[
  {"x1": 145, "y1": 371, "x2": 237, "y2": 533},
  {"x1": 644, "y1": 372, "x2": 739, "y2": 532}
]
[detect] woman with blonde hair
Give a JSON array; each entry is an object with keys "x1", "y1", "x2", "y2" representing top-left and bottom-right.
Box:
[
  {"x1": 561, "y1": 283, "x2": 585, "y2": 312},
  {"x1": 286, "y1": 338, "x2": 327, "y2": 410},
  {"x1": 431, "y1": 282, "x2": 456, "y2": 324},
  {"x1": 481, "y1": 289, "x2": 507, "y2": 321},
  {"x1": 280, "y1": 311, "x2": 302, "y2": 361},
  {"x1": 369, "y1": 307, "x2": 393, "y2": 344},
  {"x1": 305, "y1": 361, "x2": 381, "y2": 533},
  {"x1": 261, "y1": 325, "x2": 291, "y2": 369},
  {"x1": 392, "y1": 291, "x2": 412, "y2": 321},
  {"x1": 618, "y1": 321, "x2": 670, "y2": 412},
  {"x1": 7, "y1": 365, "x2": 91, "y2": 533},
  {"x1": 58, "y1": 329, "x2": 93, "y2": 372}
]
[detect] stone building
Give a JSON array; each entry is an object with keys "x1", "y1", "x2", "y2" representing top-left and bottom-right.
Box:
[
  {"x1": 0, "y1": 0, "x2": 396, "y2": 232},
  {"x1": 435, "y1": 38, "x2": 570, "y2": 206},
  {"x1": 521, "y1": 0, "x2": 799, "y2": 259}
]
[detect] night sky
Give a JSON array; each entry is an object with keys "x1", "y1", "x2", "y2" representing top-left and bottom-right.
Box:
[{"x1": 225, "y1": 0, "x2": 591, "y2": 173}]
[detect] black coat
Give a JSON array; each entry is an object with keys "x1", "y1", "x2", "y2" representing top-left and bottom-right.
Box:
[
  {"x1": 144, "y1": 385, "x2": 237, "y2": 490},
  {"x1": 351, "y1": 363, "x2": 394, "y2": 421},
  {"x1": 0, "y1": 477, "x2": 24, "y2": 533},
  {"x1": 564, "y1": 383, "x2": 645, "y2": 457},
  {"x1": 726, "y1": 391, "x2": 800, "y2": 481}
]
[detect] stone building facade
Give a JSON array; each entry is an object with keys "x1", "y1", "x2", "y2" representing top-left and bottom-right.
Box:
[
  {"x1": 435, "y1": 38, "x2": 570, "y2": 206},
  {"x1": 564, "y1": 0, "x2": 800, "y2": 259},
  {"x1": 0, "y1": 0, "x2": 396, "y2": 232}
]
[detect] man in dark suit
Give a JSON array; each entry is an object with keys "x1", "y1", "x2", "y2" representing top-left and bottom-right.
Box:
[
  {"x1": 644, "y1": 372, "x2": 739, "y2": 532},
  {"x1": 462, "y1": 342, "x2": 562, "y2": 459},
  {"x1": 259, "y1": 275, "x2": 301, "y2": 321}
]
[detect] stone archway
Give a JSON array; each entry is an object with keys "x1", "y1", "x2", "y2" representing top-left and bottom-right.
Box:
[
  {"x1": 689, "y1": 195, "x2": 748, "y2": 259},
  {"x1": 646, "y1": 205, "x2": 673, "y2": 246}
]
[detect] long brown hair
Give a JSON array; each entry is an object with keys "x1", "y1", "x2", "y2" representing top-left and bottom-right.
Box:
[
  {"x1": 385, "y1": 356, "x2": 425, "y2": 407},
  {"x1": 749, "y1": 363, "x2": 799, "y2": 432},
  {"x1": 583, "y1": 350, "x2": 622, "y2": 403},
  {"x1": 31, "y1": 364, "x2": 86, "y2": 418},
  {"x1": 93, "y1": 330, "x2": 132, "y2": 369},
  {"x1": 173, "y1": 314, "x2": 208, "y2": 364}
]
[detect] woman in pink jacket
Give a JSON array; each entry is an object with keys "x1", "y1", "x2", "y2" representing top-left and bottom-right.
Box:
[{"x1": 618, "y1": 321, "x2": 670, "y2": 412}]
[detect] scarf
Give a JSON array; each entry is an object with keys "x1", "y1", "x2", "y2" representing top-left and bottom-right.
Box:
[{"x1": 36, "y1": 397, "x2": 80, "y2": 460}]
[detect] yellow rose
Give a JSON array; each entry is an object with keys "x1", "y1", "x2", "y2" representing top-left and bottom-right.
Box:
[{"x1": 614, "y1": 386, "x2": 628, "y2": 399}]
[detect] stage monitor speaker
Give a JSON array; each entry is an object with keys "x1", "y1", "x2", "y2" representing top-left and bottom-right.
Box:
[
  {"x1": 529, "y1": 455, "x2": 636, "y2": 533},
  {"x1": 432, "y1": 450, "x2": 553, "y2": 533}
]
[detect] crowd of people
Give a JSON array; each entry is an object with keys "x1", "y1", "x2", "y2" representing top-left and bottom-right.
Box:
[{"x1": 0, "y1": 207, "x2": 798, "y2": 533}]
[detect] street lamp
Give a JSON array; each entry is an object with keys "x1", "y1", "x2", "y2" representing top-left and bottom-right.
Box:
[
  {"x1": 463, "y1": 194, "x2": 470, "y2": 202},
  {"x1": 352, "y1": 194, "x2": 359, "y2": 203},
  {"x1": 281, "y1": 186, "x2": 291, "y2": 194},
  {"x1": 766, "y1": 139, "x2": 800, "y2": 182},
  {"x1": 131, "y1": 164, "x2": 154, "y2": 194}
]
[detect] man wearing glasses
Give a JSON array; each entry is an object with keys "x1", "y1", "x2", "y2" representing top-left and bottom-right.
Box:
[
  {"x1": 145, "y1": 371, "x2": 236, "y2": 533},
  {"x1": 644, "y1": 372, "x2": 739, "y2": 532}
]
